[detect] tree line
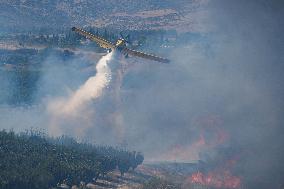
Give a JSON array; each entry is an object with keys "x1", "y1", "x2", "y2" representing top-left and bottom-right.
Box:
[
  {"x1": 0, "y1": 129, "x2": 144, "y2": 189},
  {"x1": 13, "y1": 27, "x2": 177, "y2": 50}
]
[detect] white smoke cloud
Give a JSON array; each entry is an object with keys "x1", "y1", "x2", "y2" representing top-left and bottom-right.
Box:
[
  {"x1": 46, "y1": 52, "x2": 114, "y2": 137},
  {"x1": 0, "y1": 52, "x2": 116, "y2": 139}
]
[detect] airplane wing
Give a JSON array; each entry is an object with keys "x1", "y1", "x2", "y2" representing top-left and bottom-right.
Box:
[
  {"x1": 72, "y1": 27, "x2": 116, "y2": 50},
  {"x1": 124, "y1": 48, "x2": 170, "y2": 63},
  {"x1": 123, "y1": 48, "x2": 170, "y2": 63}
]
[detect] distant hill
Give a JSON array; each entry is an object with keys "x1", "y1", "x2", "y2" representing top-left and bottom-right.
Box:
[{"x1": 0, "y1": 0, "x2": 207, "y2": 33}]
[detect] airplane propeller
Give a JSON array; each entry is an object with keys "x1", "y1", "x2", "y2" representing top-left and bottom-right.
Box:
[{"x1": 120, "y1": 32, "x2": 131, "y2": 44}]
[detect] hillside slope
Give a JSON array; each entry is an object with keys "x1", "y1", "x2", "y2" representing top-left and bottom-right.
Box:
[{"x1": 0, "y1": 0, "x2": 207, "y2": 32}]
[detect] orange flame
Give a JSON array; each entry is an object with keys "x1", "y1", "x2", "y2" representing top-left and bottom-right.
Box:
[{"x1": 190, "y1": 170, "x2": 241, "y2": 189}]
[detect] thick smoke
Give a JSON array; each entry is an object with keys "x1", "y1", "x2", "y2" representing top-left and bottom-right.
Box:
[{"x1": 119, "y1": 0, "x2": 283, "y2": 188}]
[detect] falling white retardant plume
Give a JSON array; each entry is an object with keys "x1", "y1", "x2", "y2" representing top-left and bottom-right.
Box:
[{"x1": 47, "y1": 52, "x2": 113, "y2": 135}]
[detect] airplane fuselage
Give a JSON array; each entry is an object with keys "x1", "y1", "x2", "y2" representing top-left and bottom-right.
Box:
[
  {"x1": 114, "y1": 39, "x2": 129, "y2": 57},
  {"x1": 115, "y1": 39, "x2": 126, "y2": 47}
]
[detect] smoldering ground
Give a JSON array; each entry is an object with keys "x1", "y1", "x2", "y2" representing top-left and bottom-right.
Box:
[{"x1": 0, "y1": 0, "x2": 284, "y2": 188}]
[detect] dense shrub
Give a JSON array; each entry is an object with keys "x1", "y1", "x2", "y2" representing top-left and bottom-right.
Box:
[{"x1": 0, "y1": 129, "x2": 143, "y2": 189}]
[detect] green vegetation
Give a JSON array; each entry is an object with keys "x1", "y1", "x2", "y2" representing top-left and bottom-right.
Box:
[{"x1": 0, "y1": 129, "x2": 143, "y2": 189}]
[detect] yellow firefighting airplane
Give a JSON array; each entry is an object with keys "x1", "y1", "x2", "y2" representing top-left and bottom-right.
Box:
[{"x1": 72, "y1": 27, "x2": 170, "y2": 63}]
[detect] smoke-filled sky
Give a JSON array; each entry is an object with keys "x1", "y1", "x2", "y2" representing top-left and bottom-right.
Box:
[{"x1": 0, "y1": 0, "x2": 284, "y2": 188}]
